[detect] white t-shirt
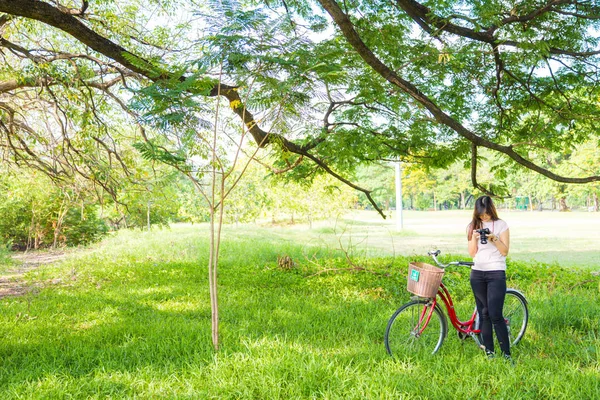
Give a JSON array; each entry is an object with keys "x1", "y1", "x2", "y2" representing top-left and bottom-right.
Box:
[{"x1": 471, "y1": 219, "x2": 509, "y2": 271}]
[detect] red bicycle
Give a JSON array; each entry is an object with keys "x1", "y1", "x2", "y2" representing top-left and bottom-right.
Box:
[{"x1": 385, "y1": 250, "x2": 528, "y2": 356}]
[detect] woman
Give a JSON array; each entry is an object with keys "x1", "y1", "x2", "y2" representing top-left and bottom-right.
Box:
[{"x1": 467, "y1": 195, "x2": 512, "y2": 361}]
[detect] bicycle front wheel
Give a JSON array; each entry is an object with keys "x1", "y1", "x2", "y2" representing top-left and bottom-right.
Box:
[{"x1": 385, "y1": 300, "x2": 447, "y2": 357}]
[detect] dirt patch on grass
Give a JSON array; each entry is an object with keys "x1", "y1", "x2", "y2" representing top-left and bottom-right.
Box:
[{"x1": 0, "y1": 251, "x2": 68, "y2": 298}]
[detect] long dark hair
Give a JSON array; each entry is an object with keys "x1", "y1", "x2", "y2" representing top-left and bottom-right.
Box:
[{"x1": 467, "y1": 196, "x2": 500, "y2": 240}]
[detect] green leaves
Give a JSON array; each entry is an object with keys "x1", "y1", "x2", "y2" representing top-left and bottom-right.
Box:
[
  {"x1": 1, "y1": 0, "x2": 599, "y2": 213},
  {"x1": 132, "y1": 141, "x2": 187, "y2": 166}
]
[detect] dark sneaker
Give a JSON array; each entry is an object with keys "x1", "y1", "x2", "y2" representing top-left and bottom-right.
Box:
[
  {"x1": 485, "y1": 350, "x2": 495, "y2": 359},
  {"x1": 503, "y1": 354, "x2": 515, "y2": 366}
]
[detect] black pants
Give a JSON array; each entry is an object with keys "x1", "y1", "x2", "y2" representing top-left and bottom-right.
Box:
[{"x1": 470, "y1": 269, "x2": 510, "y2": 355}]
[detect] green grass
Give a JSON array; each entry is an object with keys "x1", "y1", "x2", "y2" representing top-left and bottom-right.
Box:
[{"x1": 0, "y1": 218, "x2": 599, "y2": 399}]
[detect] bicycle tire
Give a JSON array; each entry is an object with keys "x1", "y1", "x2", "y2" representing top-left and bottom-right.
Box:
[
  {"x1": 474, "y1": 289, "x2": 529, "y2": 347},
  {"x1": 385, "y1": 300, "x2": 448, "y2": 357}
]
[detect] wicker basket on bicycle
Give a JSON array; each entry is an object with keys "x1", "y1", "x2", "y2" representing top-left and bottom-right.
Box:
[{"x1": 407, "y1": 262, "x2": 445, "y2": 298}]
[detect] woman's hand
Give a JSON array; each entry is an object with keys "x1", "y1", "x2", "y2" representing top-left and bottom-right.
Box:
[{"x1": 488, "y1": 233, "x2": 499, "y2": 243}]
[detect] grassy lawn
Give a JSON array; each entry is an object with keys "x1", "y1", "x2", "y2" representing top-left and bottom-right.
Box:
[{"x1": 0, "y1": 212, "x2": 598, "y2": 398}]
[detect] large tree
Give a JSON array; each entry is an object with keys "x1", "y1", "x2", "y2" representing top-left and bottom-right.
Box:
[{"x1": 1, "y1": 0, "x2": 599, "y2": 216}]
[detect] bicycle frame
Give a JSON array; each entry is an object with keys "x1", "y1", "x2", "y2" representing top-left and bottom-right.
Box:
[
  {"x1": 413, "y1": 282, "x2": 480, "y2": 337},
  {"x1": 434, "y1": 283, "x2": 480, "y2": 335}
]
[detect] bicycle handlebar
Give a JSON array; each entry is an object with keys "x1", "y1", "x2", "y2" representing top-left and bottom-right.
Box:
[{"x1": 428, "y1": 250, "x2": 474, "y2": 269}]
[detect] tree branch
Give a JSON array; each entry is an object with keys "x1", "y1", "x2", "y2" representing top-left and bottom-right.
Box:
[
  {"x1": 317, "y1": 0, "x2": 600, "y2": 184},
  {"x1": 0, "y1": 0, "x2": 390, "y2": 216},
  {"x1": 470, "y1": 143, "x2": 499, "y2": 198},
  {"x1": 395, "y1": 0, "x2": 600, "y2": 57}
]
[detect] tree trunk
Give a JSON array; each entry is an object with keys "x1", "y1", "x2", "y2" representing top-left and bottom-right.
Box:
[
  {"x1": 121, "y1": 211, "x2": 129, "y2": 229},
  {"x1": 460, "y1": 192, "x2": 465, "y2": 210},
  {"x1": 208, "y1": 206, "x2": 219, "y2": 350},
  {"x1": 34, "y1": 225, "x2": 40, "y2": 249},
  {"x1": 594, "y1": 192, "x2": 599, "y2": 212},
  {"x1": 52, "y1": 222, "x2": 60, "y2": 248},
  {"x1": 27, "y1": 204, "x2": 35, "y2": 251},
  {"x1": 559, "y1": 197, "x2": 570, "y2": 212},
  {"x1": 53, "y1": 197, "x2": 69, "y2": 248},
  {"x1": 209, "y1": 104, "x2": 220, "y2": 352}
]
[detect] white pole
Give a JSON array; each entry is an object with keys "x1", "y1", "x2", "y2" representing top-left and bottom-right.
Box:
[
  {"x1": 147, "y1": 201, "x2": 151, "y2": 231},
  {"x1": 395, "y1": 161, "x2": 403, "y2": 230}
]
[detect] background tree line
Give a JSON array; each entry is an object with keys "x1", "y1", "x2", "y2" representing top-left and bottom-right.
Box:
[
  {"x1": 3, "y1": 137, "x2": 598, "y2": 250},
  {"x1": 357, "y1": 142, "x2": 600, "y2": 213},
  {"x1": 0, "y1": 159, "x2": 356, "y2": 250}
]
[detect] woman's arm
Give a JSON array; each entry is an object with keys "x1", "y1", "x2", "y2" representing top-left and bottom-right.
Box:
[
  {"x1": 468, "y1": 231, "x2": 479, "y2": 257},
  {"x1": 490, "y1": 229, "x2": 510, "y2": 256}
]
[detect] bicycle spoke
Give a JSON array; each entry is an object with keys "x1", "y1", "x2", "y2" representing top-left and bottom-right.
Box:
[
  {"x1": 385, "y1": 301, "x2": 447, "y2": 357},
  {"x1": 473, "y1": 290, "x2": 529, "y2": 348},
  {"x1": 504, "y1": 290, "x2": 529, "y2": 346}
]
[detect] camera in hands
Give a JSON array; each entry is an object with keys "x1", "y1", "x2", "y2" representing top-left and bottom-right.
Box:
[{"x1": 475, "y1": 228, "x2": 491, "y2": 244}]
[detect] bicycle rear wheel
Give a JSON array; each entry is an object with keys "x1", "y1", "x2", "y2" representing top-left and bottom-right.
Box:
[
  {"x1": 474, "y1": 289, "x2": 528, "y2": 347},
  {"x1": 385, "y1": 300, "x2": 447, "y2": 357},
  {"x1": 504, "y1": 289, "x2": 528, "y2": 345}
]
